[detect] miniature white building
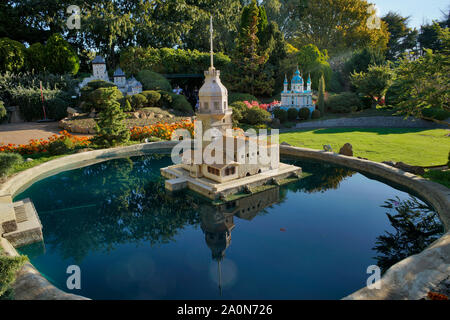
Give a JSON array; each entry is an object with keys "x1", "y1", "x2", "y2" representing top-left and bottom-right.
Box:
[
  {"x1": 79, "y1": 56, "x2": 143, "y2": 96},
  {"x1": 278, "y1": 68, "x2": 315, "y2": 113},
  {"x1": 161, "y1": 18, "x2": 301, "y2": 200}
]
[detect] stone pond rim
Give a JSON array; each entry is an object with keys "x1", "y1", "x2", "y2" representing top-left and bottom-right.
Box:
[{"x1": 0, "y1": 141, "x2": 448, "y2": 300}]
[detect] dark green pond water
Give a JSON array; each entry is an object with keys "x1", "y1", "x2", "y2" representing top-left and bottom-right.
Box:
[{"x1": 15, "y1": 154, "x2": 443, "y2": 300}]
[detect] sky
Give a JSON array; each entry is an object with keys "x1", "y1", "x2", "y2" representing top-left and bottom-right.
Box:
[{"x1": 372, "y1": 0, "x2": 449, "y2": 29}]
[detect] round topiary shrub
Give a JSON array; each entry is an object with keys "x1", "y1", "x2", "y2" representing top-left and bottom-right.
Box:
[
  {"x1": 48, "y1": 137, "x2": 75, "y2": 155},
  {"x1": 273, "y1": 107, "x2": 288, "y2": 123},
  {"x1": 141, "y1": 91, "x2": 161, "y2": 107},
  {"x1": 298, "y1": 107, "x2": 310, "y2": 120},
  {"x1": 136, "y1": 70, "x2": 172, "y2": 92},
  {"x1": 228, "y1": 92, "x2": 258, "y2": 105},
  {"x1": 0, "y1": 152, "x2": 23, "y2": 177},
  {"x1": 87, "y1": 87, "x2": 124, "y2": 112},
  {"x1": 244, "y1": 107, "x2": 271, "y2": 125},
  {"x1": 172, "y1": 95, "x2": 193, "y2": 114},
  {"x1": 130, "y1": 94, "x2": 147, "y2": 110},
  {"x1": 230, "y1": 101, "x2": 247, "y2": 125},
  {"x1": 312, "y1": 109, "x2": 321, "y2": 119},
  {"x1": 156, "y1": 90, "x2": 174, "y2": 108},
  {"x1": 287, "y1": 108, "x2": 298, "y2": 121}
]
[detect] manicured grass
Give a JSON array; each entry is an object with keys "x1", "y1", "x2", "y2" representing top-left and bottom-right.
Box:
[
  {"x1": 423, "y1": 170, "x2": 450, "y2": 188},
  {"x1": 279, "y1": 128, "x2": 449, "y2": 167}
]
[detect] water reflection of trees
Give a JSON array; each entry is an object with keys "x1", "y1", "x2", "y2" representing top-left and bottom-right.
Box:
[
  {"x1": 281, "y1": 160, "x2": 355, "y2": 195},
  {"x1": 32, "y1": 155, "x2": 201, "y2": 263},
  {"x1": 373, "y1": 197, "x2": 444, "y2": 273}
]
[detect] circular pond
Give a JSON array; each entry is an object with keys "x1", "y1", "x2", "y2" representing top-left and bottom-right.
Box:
[{"x1": 14, "y1": 154, "x2": 443, "y2": 300}]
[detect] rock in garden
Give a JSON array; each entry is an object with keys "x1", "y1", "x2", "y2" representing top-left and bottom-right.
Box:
[
  {"x1": 25, "y1": 158, "x2": 33, "y2": 162},
  {"x1": 339, "y1": 143, "x2": 353, "y2": 157},
  {"x1": 156, "y1": 114, "x2": 164, "y2": 119},
  {"x1": 132, "y1": 112, "x2": 140, "y2": 119},
  {"x1": 67, "y1": 107, "x2": 78, "y2": 117}
]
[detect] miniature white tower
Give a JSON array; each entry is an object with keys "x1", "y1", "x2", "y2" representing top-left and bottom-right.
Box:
[
  {"x1": 283, "y1": 75, "x2": 288, "y2": 93},
  {"x1": 197, "y1": 16, "x2": 232, "y2": 135},
  {"x1": 307, "y1": 74, "x2": 311, "y2": 92},
  {"x1": 91, "y1": 56, "x2": 108, "y2": 81},
  {"x1": 291, "y1": 67, "x2": 303, "y2": 93},
  {"x1": 113, "y1": 67, "x2": 126, "y2": 88}
]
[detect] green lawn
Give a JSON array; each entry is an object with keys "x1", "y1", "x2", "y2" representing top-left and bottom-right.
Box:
[{"x1": 279, "y1": 128, "x2": 449, "y2": 167}]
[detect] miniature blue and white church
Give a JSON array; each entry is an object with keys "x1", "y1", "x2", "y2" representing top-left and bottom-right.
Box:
[
  {"x1": 278, "y1": 68, "x2": 315, "y2": 113},
  {"x1": 79, "y1": 56, "x2": 143, "y2": 96}
]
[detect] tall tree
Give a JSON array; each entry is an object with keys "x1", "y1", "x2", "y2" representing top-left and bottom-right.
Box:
[
  {"x1": 228, "y1": 0, "x2": 274, "y2": 96},
  {"x1": 291, "y1": 0, "x2": 390, "y2": 55},
  {"x1": 318, "y1": 73, "x2": 325, "y2": 114},
  {"x1": 382, "y1": 12, "x2": 418, "y2": 60}
]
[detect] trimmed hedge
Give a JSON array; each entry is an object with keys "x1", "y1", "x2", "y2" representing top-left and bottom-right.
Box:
[
  {"x1": 273, "y1": 107, "x2": 288, "y2": 123},
  {"x1": 298, "y1": 107, "x2": 310, "y2": 120},
  {"x1": 228, "y1": 92, "x2": 258, "y2": 105},
  {"x1": 287, "y1": 108, "x2": 298, "y2": 121},
  {"x1": 136, "y1": 70, "x2": 172, "y2": 92},
  {"x1": 141, "y1": 90, "x2": 161, "y2": 107},
  {"x1": 312, "y1": 109, "x2": 321, "y2": 119},
  {"x1": 244, "y1": 107, "x2": 271, "y2": 125},
  {"x1": 326, "y1": 92, "x2": 362, "y2": 113},
  {"x1": 172, "y1": 95, "x2": 193, "y2": 114}
]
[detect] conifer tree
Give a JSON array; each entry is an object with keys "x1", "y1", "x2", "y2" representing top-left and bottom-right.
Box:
[
  {"x1": 318, "y1": 73, "x2": 326, "y2": 114},
  {"x1": 93, "y1": 88, "x2": 130, "y2": 147}
]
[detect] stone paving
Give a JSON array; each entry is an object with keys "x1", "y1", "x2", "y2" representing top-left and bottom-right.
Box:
[
  {"x1": 0, "y1": 122, "x2": 91, "y2": 145},
  {"x1": 295, "y1": 116, "x2": 450, "y2": 130}
]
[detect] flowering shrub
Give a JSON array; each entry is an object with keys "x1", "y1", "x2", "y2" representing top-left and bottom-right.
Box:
[
  {"x1": 0, "y1": 131, "x2": 91, "y2": 155},
  {"x1": 130, "y1": 120, "x2": 194, "y2": 141},
  {"x1": 243, "y1": 100, "x2": 280, "y2": 111}
]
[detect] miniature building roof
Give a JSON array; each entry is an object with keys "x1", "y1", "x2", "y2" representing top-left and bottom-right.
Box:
[
  {"x1": 114, "y1": 67, "x2": 125, "y2": 77},
  {"x1": 291, "y1": 68, "x2": 303, "y2": 83},
  {"x1": 92, "y1": 56, "x2": 106, "y2": 64}
]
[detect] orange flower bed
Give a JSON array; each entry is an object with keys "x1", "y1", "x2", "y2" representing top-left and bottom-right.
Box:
[
  {"x1": 130, "y1": 120, "x2": 194, "y2": 141},
  {"x1": 0, "y1": 130, "x2": 91, "y2": 155}
]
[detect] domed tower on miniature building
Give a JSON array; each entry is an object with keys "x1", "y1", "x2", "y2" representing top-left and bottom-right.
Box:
[{"x1": 197, "y1": 17, "x2": 233, "y2": 135}]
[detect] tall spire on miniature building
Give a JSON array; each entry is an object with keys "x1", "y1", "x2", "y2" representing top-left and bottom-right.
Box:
[
  {"x1": 197, "y1": 16, "x2": 233, "y2": 134},
  {"x1": 283, "y1": 74, "x2": 288, "y2": 92},
  {"x1": 307, "y1": 73, "x2": 311, "y2": 91}
]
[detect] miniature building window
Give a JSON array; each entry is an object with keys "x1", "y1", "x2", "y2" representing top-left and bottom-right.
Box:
[
  {"x1": 214, "y1": 102, "x2": 220, "y2": 110},
  {"x1": 224, "y1": 101, "x2": 227, "y2": 109},
  {"x1": 207, "y1": 166, "x2": 220, "y2": 176},
  {"x1": 204, "y1": 102, "x2": 209, "y2": 111},
  {"x1": 225, "y1": 167, "x2": 236, "y2": 176}
]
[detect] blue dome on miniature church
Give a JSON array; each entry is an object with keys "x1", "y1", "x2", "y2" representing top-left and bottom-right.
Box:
[{"x1": 291, "y1": 68, "x2": 303, "y2": 84}]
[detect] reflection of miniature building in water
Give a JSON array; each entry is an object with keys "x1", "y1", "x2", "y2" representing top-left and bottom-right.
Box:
[
  {"x1": 199, "y1": 187, "x2": 280, "y2": 294},
  {"x1": 161, "y1": 18, "x2": 301, "y2": 200}
]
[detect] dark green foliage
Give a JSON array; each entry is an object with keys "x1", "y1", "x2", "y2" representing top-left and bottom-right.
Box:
[
  {"x1": 141, "y1": 91, "x2": 161, "y2": 107},
  {"x1": 172, "y1": 95, "x2": 193, "y2": 114},
  {"x1": 130, "y1": 94, "x2": 147, "y2": 110},
  {"x1": 44, "y1": 34, "x2": 79, "y2": 75},
  {"x1": 312, "y1": 109, "x2": 321, "y2": 119},
  {"x1": 273, "y1": 107, "x2": 288, "y2": 123},
  {"x1": 85, "y1": 87, "x2": 124, "y2": 113},
  {"x1": 0, "y1": 100, "x2": 6, "y2": 120},
  {"x1": 230, "y1": 101, "x2": 247, "y2": 125},
  {"x1": 318, "y1": 73, "x2": 326, "y2": 114},
  {"x1": 228, "y1": 92, "x2": 258, "y2": 105},
  {"x1": 382, "y1": 12, "x2": 418, "y2": 61},
  {"x1": 0, "y1": 38, "x2": 26, "y2": 73},
  {"x1": 120, "y1": 48, "x2": 232, "y2": 76},
  {"x1": 0, "y1": 152, "x2": 23, "y2": 177},
  {"x1": 326, "y1": 92, "x2": 362, "y2": 113},
  {"x1": 287, "y1": 108, "x2": 298, "y2": 121},
  {"x1": 136, "y1": 70, "x2": 172, "y2": 92},
  {"x1": 47, "y1": 137, "x2": 74, "y2": 156},
  {"x1": 244, "y1": 107, "x2": 271, "y2": 125},
  {"x1": 26, "y1": 42, "x2": 46, "y2": 72},
  {"x1": 156, "y1": 90, "x2": 174, "y2": 109},
  {"x1": 421, "y1": 108, "x2": 450, "y2": 121},
  {"x1": 298, "y1": 107, "x2": 310, "y2": 120},
  {"x1": 329, "y1": 71, "x2": 344, "y2": 93},
  {"x1": 344, "y1": 47, "x2": 386, "y2": 77},
  {"x1": 0, "y1": 251, "x2": 28, "y2": 297},
  {"x1": 93, "y1": 88, "x2": 130, "y2": 147}
]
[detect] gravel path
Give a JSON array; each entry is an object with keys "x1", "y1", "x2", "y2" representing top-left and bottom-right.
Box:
[
  {"x1": 0, "y1": 122, "x2": 91, "y2": 145},
  {"x1": 295, "y1": 116, "x2": 449, "y2": 129}
]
